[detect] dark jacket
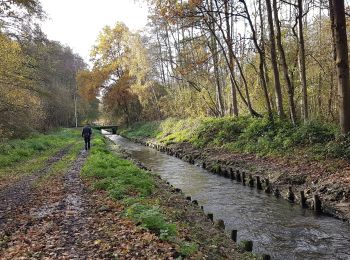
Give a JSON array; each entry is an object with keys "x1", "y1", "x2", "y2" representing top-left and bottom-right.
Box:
[{"x1": 82, "y1": 126, "x2": 92, "y2": 138}]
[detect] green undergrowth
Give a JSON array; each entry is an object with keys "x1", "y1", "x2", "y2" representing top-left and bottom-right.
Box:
[
  {"x1": 0, "y1": 128, "x2": 80, "y2": 168},
  {"x1": 0, "y1": 128, "x2": 82, "y2": 180},
  {"x1": 119, "y1": 117, "x2": 349, "y2": 159},
  {"x1": 82, "y1": 133, "x2": 178, "y2": 242}
]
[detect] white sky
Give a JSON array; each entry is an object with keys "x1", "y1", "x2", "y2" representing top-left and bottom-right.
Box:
[{"x1": 40, "y1": 0, "x2": 149, "y2": 63}]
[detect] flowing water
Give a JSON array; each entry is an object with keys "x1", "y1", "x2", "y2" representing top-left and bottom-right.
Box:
[{"x1": 105, "y1": 132, "x2": 350, "y2": 260}]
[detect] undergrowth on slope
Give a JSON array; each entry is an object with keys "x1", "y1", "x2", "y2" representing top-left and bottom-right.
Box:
[{"x1": 119, "y1": 117, "x2": 350, "y2": 159}]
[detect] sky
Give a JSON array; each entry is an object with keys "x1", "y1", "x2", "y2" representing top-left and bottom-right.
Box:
[{"x1": 40, "y1": 0, "x2": 149, "y2": 63}]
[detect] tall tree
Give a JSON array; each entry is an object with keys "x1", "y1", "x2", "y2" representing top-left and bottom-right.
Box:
[
  {"x1": 266, "y1": 0, "x2": 284, "y2": 117},
  {"x1": 331, "y1": 0, "x2": 350, "y2": 134},
  {"x1": 272, "y1": 0, "x2": 297, "y2": 124},
  {"x1": 297, "y1": 0, "x2": 308, "y2": 121}
]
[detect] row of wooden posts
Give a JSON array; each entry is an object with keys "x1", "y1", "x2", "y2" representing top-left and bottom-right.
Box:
[
  {"x1": 168, "y1": 185, "x2": 270, "y2": 259},
  {"x1": 142, "y1": 141, "x2": 322, "y2": 213},
  {"x1": 137, "y1": 141, "x2": 273, "y2": 257},
  {"x1": 134, "y1": 140, "x2": 324, "y2": 258}
]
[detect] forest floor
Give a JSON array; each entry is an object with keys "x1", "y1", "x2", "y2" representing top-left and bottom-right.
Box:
[{"x1": 0, "y1": 130, "x2": 253, "y2": 259}]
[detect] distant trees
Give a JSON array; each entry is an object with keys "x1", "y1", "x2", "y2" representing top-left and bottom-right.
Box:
[
  {"x1": 0, "y1": 0, "x2": 92, "y2": 140},
  {"x1": 78, "y1": 23, "x2": 164, "y2": 125}
]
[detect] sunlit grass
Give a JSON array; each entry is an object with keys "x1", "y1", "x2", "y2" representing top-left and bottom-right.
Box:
[{"x1": 0, "y1": 128, "x2": 81, "y2": 168}]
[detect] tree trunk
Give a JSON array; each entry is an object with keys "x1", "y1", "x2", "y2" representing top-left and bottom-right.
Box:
[
  {"x1": 223, "y1": 0, "x2": 238, "y2": 116},
  {"x1": 240, "y1": 0, "x2": 273, "y2": 120},
  {"x1": 266, "y1": 0, "x2": 284, "y2": 117},
  {"x1": 331, "y1": 0, "x2": 350, "y2": 134},
  {"x1": 272, "y1": 0, "x2": 297, "y2": 125},
  {"x1": 210, "y1": 29, "x2": 225, "y2": 117},
  {"x1": 297, "y1": 0, "x2": 308, "y2": 121}
]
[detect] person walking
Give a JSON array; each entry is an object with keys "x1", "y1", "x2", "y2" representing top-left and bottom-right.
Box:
[{"x1": 82, "y1": 124, "x2": 92, "y2": 150}]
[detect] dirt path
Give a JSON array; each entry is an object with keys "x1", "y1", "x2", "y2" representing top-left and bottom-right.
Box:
[
  {"x1": 0, "y1": 146, "x2": 71, "y2": 230},
  {"x1": 0, "y1": 150, "x2": 95, "y2": 259}
]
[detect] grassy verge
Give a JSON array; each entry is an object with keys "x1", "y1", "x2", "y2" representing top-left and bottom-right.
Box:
[
  {"x1": 0, "y1": 128, "x2": 83, "y2": 184},
  {"x1": 0, "y1": 128, "x2": 80, "y2": 169},
  {"x1": 82, "y1": 133, "x2": 255, "y2": 258},
  {"x1": 119, "y1": 117, "x2": 349, "y2": 160},
  {"x1": 81, "y1": 133, "x2": 178, "y2": 239}
]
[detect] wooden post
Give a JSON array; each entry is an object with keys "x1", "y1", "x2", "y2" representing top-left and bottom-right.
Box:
[
  {"x1": 300, "y1": 190, "x2": 307, "y2": 208},
  {"x1": 256, "y1": 176, "x2": 262, "y2": 190},
  {"x1": 231, "y1": 230, "x2": 237, "y2": 242},
  {"x1": 274, "y1": 188, "x2": 281, "y2": 198},
  {"x1": 236, "y1": 170, "x2": 241, "y2": 182},
  {"x1": 216, "y1": 219, "x2": 225, "y2": 230},
  {"x1": 207, "y1": 213, "x2": 214, "y2": 221},
  {"x1": 314, "y1": 194, "x2": 322, "y2": 212},
  {"x1": 202, "y1": 162, "x2": 206, "y2": 169},
  {"x1": 230, "y1": 168, "x2": 235, "y2": 180},
  {"x1": 240, "y1": 240, "x2": 253, "y2": 252},
  {"x1": 248, "y1": 175, "x2": 254, "y2": 187},
  {"x1": 288, "y1": 186, "x2": 295, "y2": 202},
  {"x1": 262, "y1": 254, "x2": 271, "y2": 260},
  {"x1": 242, "y1": 172, "x2": 246, "y2": 185}
]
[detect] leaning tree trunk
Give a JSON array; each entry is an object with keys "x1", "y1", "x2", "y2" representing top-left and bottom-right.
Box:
[{"x1": 331, "y1": 0, "x2": 350, "y2": 134}]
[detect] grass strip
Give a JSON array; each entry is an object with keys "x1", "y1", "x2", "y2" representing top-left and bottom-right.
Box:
[{"x1": 81, "y1": 132, "x2": 178, "y2": 242}]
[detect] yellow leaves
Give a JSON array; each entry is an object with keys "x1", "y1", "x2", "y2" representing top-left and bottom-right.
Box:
[{"x1": 77, "y1": 69, "x2": 109, "y2": 101}]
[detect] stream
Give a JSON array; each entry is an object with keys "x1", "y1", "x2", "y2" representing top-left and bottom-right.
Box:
[{"x1": 105, "y1": 132, "x2": 350, "y2": 260}]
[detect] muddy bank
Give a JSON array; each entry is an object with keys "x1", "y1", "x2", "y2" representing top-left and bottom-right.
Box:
[{"x1": 122, "y1": 135, "x2": 350, "y2": 222}]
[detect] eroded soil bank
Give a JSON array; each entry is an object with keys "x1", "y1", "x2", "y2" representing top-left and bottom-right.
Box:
[{"x1": 124, "y1": 136, "x2": 350, "y2": 222}]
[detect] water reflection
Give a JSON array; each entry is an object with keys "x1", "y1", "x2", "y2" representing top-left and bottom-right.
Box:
[{"x1": 106, "y1": 133, "x2": 350, "y2": 260}]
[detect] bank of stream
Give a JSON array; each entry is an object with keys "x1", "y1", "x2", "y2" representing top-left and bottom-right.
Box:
[{"x1": 105, "y1": 132, "x2": 350, "y2": 259}]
